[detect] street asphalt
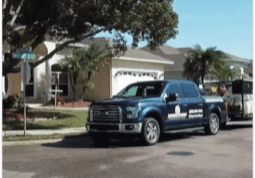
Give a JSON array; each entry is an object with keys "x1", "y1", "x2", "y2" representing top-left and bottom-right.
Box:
[{"x1": 3, "y1": 121, "x2": 252, "y2": 178}]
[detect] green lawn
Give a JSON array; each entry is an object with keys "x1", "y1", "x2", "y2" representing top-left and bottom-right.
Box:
[{"x1": 3, "y1": 109, "x2": 88, "y2": 130}]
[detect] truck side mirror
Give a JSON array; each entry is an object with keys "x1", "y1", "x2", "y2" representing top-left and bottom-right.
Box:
[{"x1": 166, "y1": 93, "x2": 178, "y2": 102}]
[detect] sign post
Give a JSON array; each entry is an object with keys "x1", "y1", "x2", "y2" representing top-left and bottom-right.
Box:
[
  {"x1": 49, "y1": 87, "x2": 63, "y2": 110},
  {"x1": 12, "y1": 47, "x2": 36, "y2": 136},
  {"x1": 23, "y1": 61, "x2": 32, "y2": 136},
  {"x1": 23, "y1": 60, "x2": 27, "y2": 136}
]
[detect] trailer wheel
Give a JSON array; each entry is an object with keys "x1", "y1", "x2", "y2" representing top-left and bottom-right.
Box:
[{"x1": 205, "y1": 113, "x2": 220, "y2": 135}]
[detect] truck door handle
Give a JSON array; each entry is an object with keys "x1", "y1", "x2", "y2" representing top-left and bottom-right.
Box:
[
  {"x1": 198, "y1": 103, "x2": 203, "y2": 106},
  {"x1": 183, "y1": 104, "x2": 187, "y2": 107}
]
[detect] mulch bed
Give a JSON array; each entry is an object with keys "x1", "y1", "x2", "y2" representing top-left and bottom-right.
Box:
[
  {"x1": 58, "y1": 101, "x2": 91, "y2": 108},
  {"x1": 3, "y1": 111, "x2": 24, "y2": 121}
]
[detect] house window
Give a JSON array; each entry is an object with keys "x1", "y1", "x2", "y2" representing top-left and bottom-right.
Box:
[
  {"x1": 51, "y1": 64, "x2": 68, "y2": 96},
  {"x1": 26, "y1": 65, "x2": 34, "y2": 97}
]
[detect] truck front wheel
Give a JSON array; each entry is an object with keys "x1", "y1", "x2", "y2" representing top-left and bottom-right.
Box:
[
  {"x1": 205, "y1": 113, "x2": 220, "y2": 135},
  {"x1": 141, "y1": 118, "x2": 160, "y2": 146}
]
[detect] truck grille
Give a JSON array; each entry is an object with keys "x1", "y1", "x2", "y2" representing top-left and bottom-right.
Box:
[{"x1": 92, "y1": 106, "x2": 122, "y2": 123}]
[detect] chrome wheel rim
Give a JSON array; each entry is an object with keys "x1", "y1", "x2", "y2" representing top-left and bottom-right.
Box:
[
  {"x1": 210, "y1": 115, "x2": 219, "y2": 133},
  {"x1": 146, "y1": 122, "x2": 158, "y2": 143}
]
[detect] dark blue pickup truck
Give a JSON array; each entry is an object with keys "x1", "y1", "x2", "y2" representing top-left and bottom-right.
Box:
[{"x1": 86, "y1": 81, "x2": 228, "y2": 146}]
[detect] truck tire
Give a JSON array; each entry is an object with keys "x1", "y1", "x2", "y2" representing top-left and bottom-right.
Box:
[
  {"x1": 141, "y1": 118, "x2": 160, "y2": 146},
  {"x1": 205, "y1": 113, "x2": 220, "y2": 135},
  {"x1": 90, "y1": 134, "x2": 109, "y2": 147}
]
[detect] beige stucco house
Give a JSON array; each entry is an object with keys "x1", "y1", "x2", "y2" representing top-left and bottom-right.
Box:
[{"x1": 3, "y1": 38, "x2": 173, "y2": 103}]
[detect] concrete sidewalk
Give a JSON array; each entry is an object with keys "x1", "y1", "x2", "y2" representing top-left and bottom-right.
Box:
[{"x1": 3, "y1": 127, "x2": 87, "y2": 137}]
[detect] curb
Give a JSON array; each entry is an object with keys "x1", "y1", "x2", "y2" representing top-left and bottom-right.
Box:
[{"x1": 3, "y1": 138, "x2": 65, "y2": 146}]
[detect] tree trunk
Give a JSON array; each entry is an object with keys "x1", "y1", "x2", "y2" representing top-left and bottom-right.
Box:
[
  {"x1": 80, "y1": 72, "x2": 92, "y2": 101},
  {"x1": 68, "y1": 73, "x2": 77, "y2": 101}
]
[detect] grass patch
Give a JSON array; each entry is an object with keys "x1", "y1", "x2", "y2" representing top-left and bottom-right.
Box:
[
  {"x1": 3, "y1": 133, "x2": 88, "y2": 142},
  {"x1": 3, "y1": 109, "x2": 88, "y2": 130}
]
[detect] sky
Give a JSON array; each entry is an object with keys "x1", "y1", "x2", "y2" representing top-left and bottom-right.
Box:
[{"x1": 95, "y1": 0, "x2": 253, "y2": 59}]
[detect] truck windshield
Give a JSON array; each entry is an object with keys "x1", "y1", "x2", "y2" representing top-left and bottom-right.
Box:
[{"x1": 116, "y1": 82, "x2": 166, "y2": 98}]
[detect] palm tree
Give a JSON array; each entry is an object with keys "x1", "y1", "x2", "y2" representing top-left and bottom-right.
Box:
[
  {"x1": 78, "y1": 45, "x2": 108, "y2": 100},
  {"x1": 61, "y1": 50, "x2": 82, "y2": 100},
  {"x1": 209, "y1": 64, "x2": 240, "y2": 81},
  {"x1": 182, "y1": 45, "x2": 226, "y2": 84},
  {"x1": 61, "y1": 45, "x2": 107, "y2": 100}
]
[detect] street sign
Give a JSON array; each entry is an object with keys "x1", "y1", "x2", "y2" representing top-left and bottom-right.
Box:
[
  {"x1": 23, "y1": 62, "x2": 31, "y2": 85},
  {"x1": 17, "y1": 47, "x2": 32, "y2": 53},
  {"x1": 12, "y1": 53, "x2": 36, "y2": 60}
]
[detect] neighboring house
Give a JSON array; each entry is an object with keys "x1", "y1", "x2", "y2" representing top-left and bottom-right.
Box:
[
  {"x1": 4, "y1": 38, "x2": 173, "y2": 103},
  {"x1": 244, "y1": 67, "x2": 253, "y2": 78},
  {"x1": 142, "y1": 45, "x2": 252, "y2": 83},
  {"x1": 223, "y1": 53, "x2": 251, "y2": 78},
  {"x1": 141, "y1": 46, "x2": 188, "y2": 80}
]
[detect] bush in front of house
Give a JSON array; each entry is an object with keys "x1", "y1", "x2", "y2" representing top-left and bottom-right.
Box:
[
  {"x1": 3, "y1": 93, "x2": 18, "y2": 109},
  {"x1": 58, "y1": 96, "x2": 65, "y2": 105}
]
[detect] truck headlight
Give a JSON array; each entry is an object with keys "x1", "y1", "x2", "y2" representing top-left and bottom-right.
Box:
[
  {"x1": 89, "y1": 107, "x2": 93, "y2": 121},
  {"x1": 126, "y1": 106, "x2": 139, "y2": 119}
]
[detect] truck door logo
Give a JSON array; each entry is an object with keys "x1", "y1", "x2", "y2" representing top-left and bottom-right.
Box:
[
  {"x1": 188, "y1": 109, "x2": 203, "y2": 118},
  {"x1": 175, "y1": 105, "x2": 180, "y2": 115},
  {"x1": 168, "y1": 105, "x2": 187, "y2": 120}
]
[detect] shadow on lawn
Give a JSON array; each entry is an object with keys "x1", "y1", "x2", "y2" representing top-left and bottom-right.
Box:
[
  {"x1": 3, "y1": 110, "x2": 76, "y2": 120},
  {"x1": 3, "y1": 110, "x2": 77, "y2": 130},
  {"x1": 26, "y1": 111, "x2": 76, "y2": 120},
  {"x1": 3, "y1": 120, "x2": 71, "y2": 130}
]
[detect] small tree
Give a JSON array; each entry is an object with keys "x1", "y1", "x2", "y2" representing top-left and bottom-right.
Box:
[
  {"x1": 183, "y1": 45, "x2": 226, "y2": 84},
  {"x1": 209, "y1": 65, "x2": 240, "y2": 82},
  {"x1": 36, "y1": 73, "x2": 48, "y2": 104},
  {"x1": 78, "y1": 45, "x2": 108, "y2": 100},
  {"x1": 60, "y1": 45, "x2": 107, "y2": 101}
]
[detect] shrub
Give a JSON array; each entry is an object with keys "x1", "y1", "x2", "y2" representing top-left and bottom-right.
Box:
[
  {"x1": 3, "y1": 93, "x2": 18, "y2": 109},
  {"x1": 17, "y1": 105, "x2": 29, "y2": 113},
  {"x1": 58, "y1": 96, "x2": 65, "y2": 105}
]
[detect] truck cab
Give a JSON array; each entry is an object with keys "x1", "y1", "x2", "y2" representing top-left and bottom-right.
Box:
[{"x1": 86, "y1": 81, "x2": 228, "y2": 146}]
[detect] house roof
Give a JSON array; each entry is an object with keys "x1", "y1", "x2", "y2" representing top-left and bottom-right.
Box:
[
  {"x1": 177, "y1": 47, "x2": 192, "y2": 54},
  {"x1": 177, "y1": 47, "x2": 249, "y2": 64},
  {"x1": 222, "y1": 52, "x2": 251, "y2": 64},
  {"x1": 141, "y1": 46, "x2": 187, "y2": 71},
  {"x1": 82, "y1": 38, "x2": 173, "y2": 65},
  {"x1": 141, "y1": 45, "x2": 181, "y2": 56},
  {"x1": 163, "y1": 54, "x2": 187, "y2": 71}
]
